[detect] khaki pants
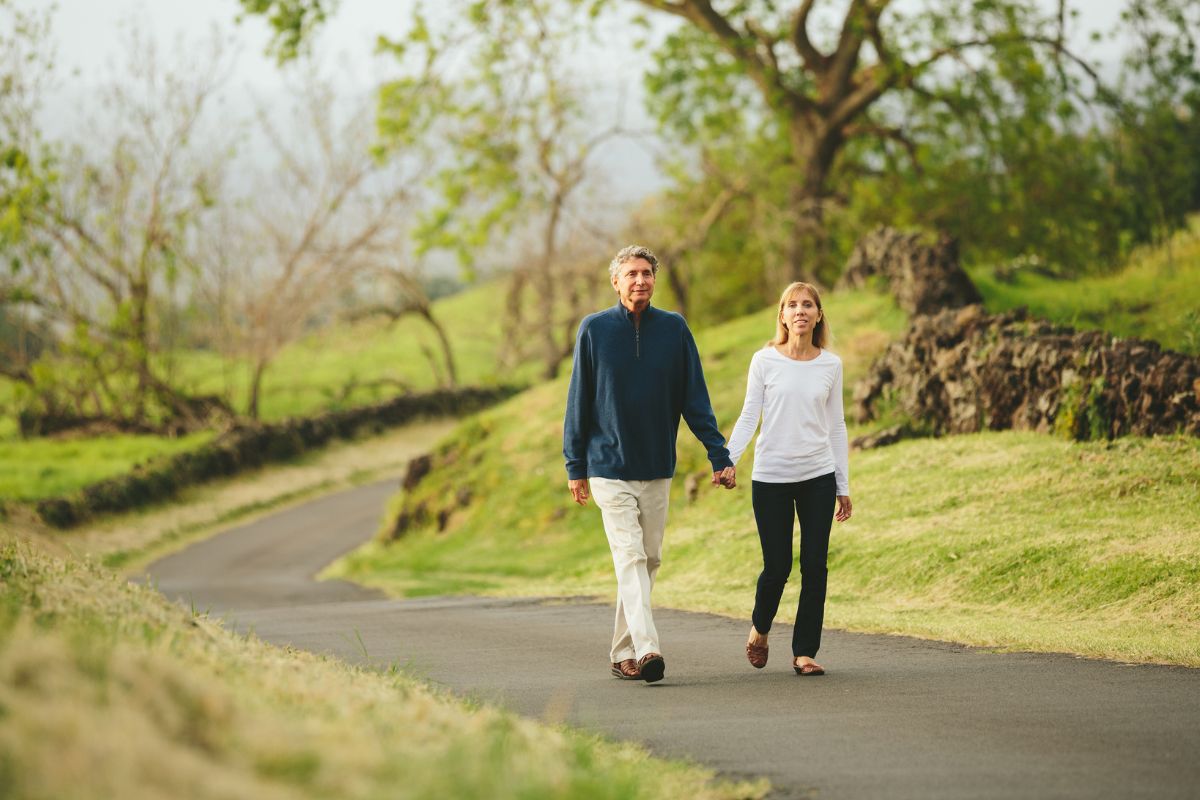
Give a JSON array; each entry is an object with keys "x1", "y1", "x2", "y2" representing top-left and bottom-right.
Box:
[{"x1": 589, "y1": 477, "x2": 671, "y2": 662}]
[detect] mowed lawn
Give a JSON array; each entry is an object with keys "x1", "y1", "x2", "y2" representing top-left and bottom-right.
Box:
[{"x1": 0, "y1": 431, "x2": 214, "y2": 503}]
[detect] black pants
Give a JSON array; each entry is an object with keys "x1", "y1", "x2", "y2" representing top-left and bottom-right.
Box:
[{"x1": 751, "y1": 473, "x2": 836, "y2": 658}]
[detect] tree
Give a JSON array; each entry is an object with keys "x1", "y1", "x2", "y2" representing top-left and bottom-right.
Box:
[
  {"x1": 378, "y1": 1, "x2": 628, "y2": 380},
  {"x1": 1, "y1": 19, "x2": 235, "y2": 434},
  {"x1": 0, "y1": 0, "x2": 53, "y2": 391},
  {"x1": 633, "y1": 0, "x2": 1124, "y2": 280},
  {"x1": 198, "y1": 65, "x2": 445, "y2": 418}
]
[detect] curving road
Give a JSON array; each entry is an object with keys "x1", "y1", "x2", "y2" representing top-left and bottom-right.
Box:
[{"x1": 144, "y1": 470, "x2": 1200, "y2": 799}]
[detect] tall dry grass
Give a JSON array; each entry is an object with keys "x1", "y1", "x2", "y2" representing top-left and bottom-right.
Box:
[{"x1": 0, "y1": 538, "x2": 765, "y2": 799}]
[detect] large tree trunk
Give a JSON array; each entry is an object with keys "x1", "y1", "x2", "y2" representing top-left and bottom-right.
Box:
[{"x1": 784, "y1": 122, "x2": 841, "y2": 284}]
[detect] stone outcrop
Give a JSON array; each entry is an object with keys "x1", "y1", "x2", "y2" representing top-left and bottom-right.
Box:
[
  {"x1": 854, "y1": 304, "x2": 1200, "y2": 441},
  {"x1": 838, "y1": 226, "x2": 982, "y2": 315}
]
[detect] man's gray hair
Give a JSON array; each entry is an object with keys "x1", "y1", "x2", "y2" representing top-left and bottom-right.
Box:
[{"x1": 609, "y1": 245, "x2": 660, "y2": 279}]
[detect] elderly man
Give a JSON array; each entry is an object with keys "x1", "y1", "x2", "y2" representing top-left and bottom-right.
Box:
[{"x1": 563, "y1": 244, "x2": 735, "y2": 683}]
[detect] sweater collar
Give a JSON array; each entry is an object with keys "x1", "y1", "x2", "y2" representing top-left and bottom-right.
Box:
[{"x1": 614, "y1": 300, "x2": 654, "y2": 321}]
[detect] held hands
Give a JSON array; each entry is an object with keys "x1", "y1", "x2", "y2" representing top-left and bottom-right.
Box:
[
  {"x1": 568, "y1": 478, "x2": 590, "y2": 506},
  {"x1": 571, "y1": 469, "x2": 735, "y2": 507},
  {"x1": 712, "y1": 466, "x2": 736, "y2": 489},
  {"x1": 835, "y1": 495, "x2": 852, "y2": 522}
]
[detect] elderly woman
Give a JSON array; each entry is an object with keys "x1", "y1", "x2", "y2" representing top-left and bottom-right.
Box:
[{"x1": 719, "y1": 282, "x2": 852, "y2": 675}]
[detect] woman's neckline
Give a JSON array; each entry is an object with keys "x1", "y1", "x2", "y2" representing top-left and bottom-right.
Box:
[{"x1": 771, "y1": 345, "x2": 824, "y2": 363}]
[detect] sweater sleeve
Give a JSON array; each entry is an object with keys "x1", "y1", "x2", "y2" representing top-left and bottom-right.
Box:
[
  {"x1": 826, "y1": 358, "x2": 850, "y2": 496},
  {"x1": 680, "y1": 324, "x2": 733, "y2": 472},
  {"x1": 562, "y1": 322, "x2": 592, "y2": 480},
  {"x1": 725, "y1": 353, "x2": 764, "y2": 466}
]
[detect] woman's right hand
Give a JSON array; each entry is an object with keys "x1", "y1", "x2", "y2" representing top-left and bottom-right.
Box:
[{"x1": 835, "y1": 495, "x2": 852, "y2": 522}]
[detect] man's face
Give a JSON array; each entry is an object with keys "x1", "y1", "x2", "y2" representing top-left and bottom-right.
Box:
[{"x1": 612, "y1": 257, "x2": 656, "y2": 310}]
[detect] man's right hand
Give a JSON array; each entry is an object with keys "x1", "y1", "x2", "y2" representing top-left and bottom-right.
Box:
[
  {"x1": 568, "y1": 478, "x2": 590, "y2": 506},
  {"x1": 712, "y1": 466, "x2": 736, "y2": 489}
]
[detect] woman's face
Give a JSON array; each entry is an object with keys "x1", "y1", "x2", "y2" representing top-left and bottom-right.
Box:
[{"x1": 780, "y1": 289, "x2": 821, "y2": 338}]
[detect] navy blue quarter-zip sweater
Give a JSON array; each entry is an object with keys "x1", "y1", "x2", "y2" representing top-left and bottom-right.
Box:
[{"x1": 563, "y1": 302, "x2": 732, "y2": 481}]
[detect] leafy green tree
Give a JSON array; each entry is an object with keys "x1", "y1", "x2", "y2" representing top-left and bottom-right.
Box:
[
  {"x1": 374, "y1": 1, "x2": 627, "y2": 379},
  {"x1": 837, "y1": 33, "x2": 1127, "y2": 274},
  {"x1": 630, "y1": 0, "x2": 1112, "y2": 279},
  {"x1": 643, "y1": 0, "x2": 1200, "y2": 283}
]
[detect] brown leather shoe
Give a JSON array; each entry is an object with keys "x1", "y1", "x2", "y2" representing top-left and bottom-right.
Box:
[
  {"x1": 746, "y1": 641, "x2": 768, "y2": 669},
  {"x1": 637, "y1": 653, "x2": 666, "y2": 683},
  {"x1": 610, "y1": 659, "x2": 641, "y2": 680}
]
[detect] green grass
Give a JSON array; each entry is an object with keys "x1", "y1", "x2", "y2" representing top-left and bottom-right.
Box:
[
  {"x1": 175, "y1": 281, "x2": 544, "y2": 423},
  {"x1": 328, "y1": 286, "x2": 1200, "y2": 667},
  {"x1": 0, "y1": 535, "x2": 765, "y2": 799},
  {"x1": 971, "y1": 216, "x2": 1200, "y2": 354},
  {"x1": 0, "y1": 431, "x2": 214, "y2": 502}
]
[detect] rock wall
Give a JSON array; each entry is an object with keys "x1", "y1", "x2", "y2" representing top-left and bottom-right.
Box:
[
  {"x1": 854, "y1": 304, "x2": 1200, "y2": 440},
  {"x1": 34, "y1": 385, "x2": 520, "y2": 528},
  {"x1": 838, "y1": 226, "x2": 982, "y2": 315}
]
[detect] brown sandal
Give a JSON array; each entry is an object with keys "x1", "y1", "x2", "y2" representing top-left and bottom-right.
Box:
[
  {"x1": 793, "y1": 661, "x2": 825, "y2": 676},
  {"x1": 611, "y1": 659, "x2": 641, "y2": 680},
  {"x1": 746, "y1": 642, "x2": 768, "y2": 669}
]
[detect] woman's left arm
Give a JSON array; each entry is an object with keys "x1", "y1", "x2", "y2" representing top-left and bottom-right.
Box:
[{"x1": 827, "y1": 359, "x2": 852, "y2": 521}]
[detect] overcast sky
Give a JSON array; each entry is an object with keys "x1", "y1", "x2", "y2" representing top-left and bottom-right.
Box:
[{"x1": 30, "y1": 0, "x2": 1132, "y2": 114}]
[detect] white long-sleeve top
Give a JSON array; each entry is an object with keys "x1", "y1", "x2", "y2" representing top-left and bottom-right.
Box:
[{"x1": 725, "y1": 347, "x2": 850, "y2": 495}]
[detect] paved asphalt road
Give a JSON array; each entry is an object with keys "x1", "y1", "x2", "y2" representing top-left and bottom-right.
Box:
[{"x1": 144, "y1": 479, "x2": 1200, "y2": 800}]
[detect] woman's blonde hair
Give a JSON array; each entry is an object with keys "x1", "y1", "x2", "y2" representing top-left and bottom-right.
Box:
[{"x1": 769, "y1": 282, "x2": 831, "y2": 349}]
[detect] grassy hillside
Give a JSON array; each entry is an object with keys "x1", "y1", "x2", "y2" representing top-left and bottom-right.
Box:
[
  {"x1": 0, "y1": 531, "x2": 763, "y2": 800},
  {"x1": 972, "y1": 216, "x2": 1200, "y2": 355},
  {"x1": 330, "y1": 286, "x2": 1200, "y2": 667},
  {"x1": 177, "y1": 281, "x2": 544, "y2": 423}
]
